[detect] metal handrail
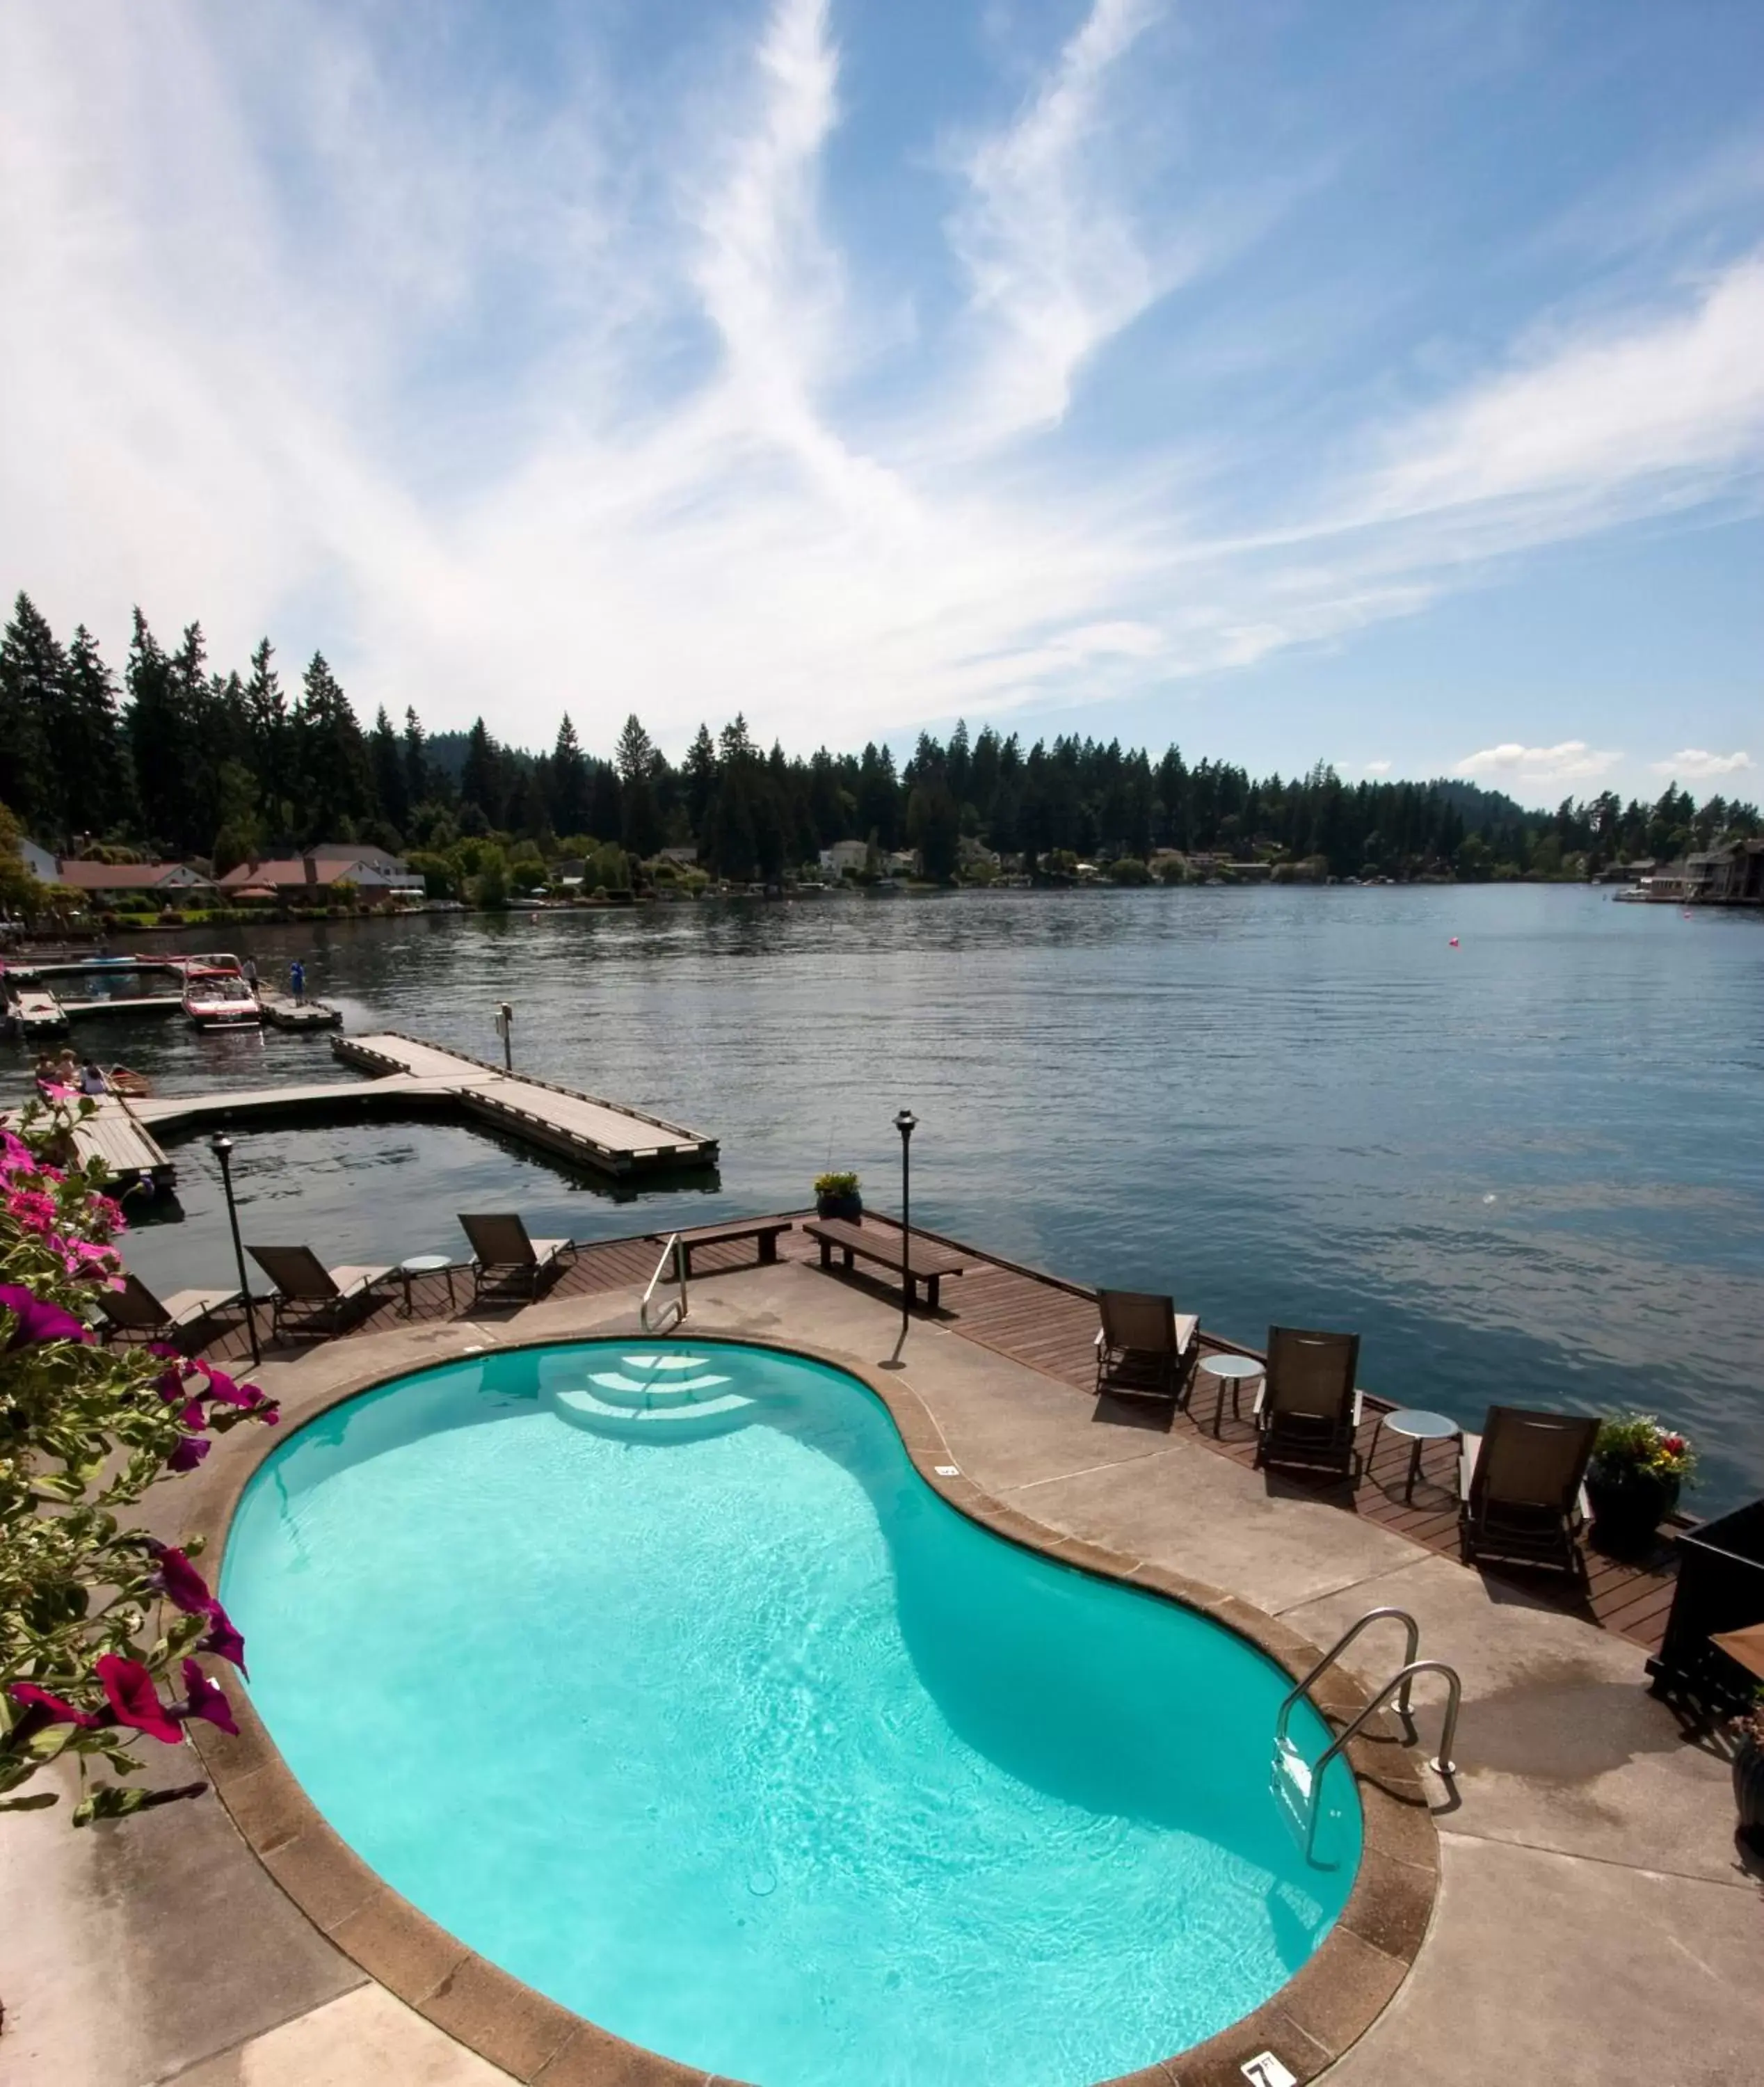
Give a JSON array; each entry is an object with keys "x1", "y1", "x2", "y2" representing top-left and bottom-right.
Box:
[
  {"x1": 1294, "y1": 1659, "x2": 1462, "y2": 1861},
  {"x1": 1276, "y1": 1608, "x2": 1421, "y2": 1746},
  {"x1": 640, "y1": 1234, "x2": 687, "y2": 1333}
]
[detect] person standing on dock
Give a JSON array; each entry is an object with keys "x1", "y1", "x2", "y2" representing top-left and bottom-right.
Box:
[
  {"x1": 289, "y1": 958, "x2": 305, "y2": 1003},
  {"x1": 243, "y1": 955, "x2": 259, "y2": 989}
]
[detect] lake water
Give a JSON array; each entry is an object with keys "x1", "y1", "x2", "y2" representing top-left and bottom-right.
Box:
[{"x1": 8, "y1": 887, "x2": 1762, "y2": 1511}]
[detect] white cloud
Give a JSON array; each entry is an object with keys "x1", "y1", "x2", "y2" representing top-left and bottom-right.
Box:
[
  {"x1": 1651, "y1": 748, "x2": 1754, "y2": 780},
  {"x1": 1363, "y1": 760, "x2": 1392, "y2": 776},
  {"x1": 1456, "y1": 742, "x2": 1624, "y2": 786}
]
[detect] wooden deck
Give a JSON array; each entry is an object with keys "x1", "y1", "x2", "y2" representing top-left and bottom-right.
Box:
[{"x1": 191, "y1": 1208, "x2": 1680, "y2": 1654}]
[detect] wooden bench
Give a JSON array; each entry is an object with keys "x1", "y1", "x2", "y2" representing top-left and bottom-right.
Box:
[
  {"x1": 648, "y1": 1217, "x2": 794, "y2": 1279},
  {"x1": 802, "y1": 1217, "x2": 971, "y2": 1311}
]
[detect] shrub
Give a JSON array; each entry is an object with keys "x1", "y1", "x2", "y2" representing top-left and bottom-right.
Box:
[
  {"x1": 1, "y1": 1098, "x2": 278, "y2": 1826},
  {"x1": 813, "y1": 1171, "x2": 860, "y2": 1198}
]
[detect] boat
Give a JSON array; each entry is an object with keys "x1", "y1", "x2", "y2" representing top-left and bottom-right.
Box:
[{"x1": 182, "y1": 966, "x2": 262, "y2": 1028}]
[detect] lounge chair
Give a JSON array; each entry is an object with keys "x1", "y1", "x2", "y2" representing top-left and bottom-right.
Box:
[
  {"x1": 99, "y1": 1270, "x2": 241, "y2": 1345},
  {"x1": 458, "y1": 1214, "x2": 575, "y2": 1303},
  {"x1": 1093, "y1": 1288, "x2": 1199, "y2": 1404},
  {"x1": 246, "y1": 1244, "x2": 390, "y2": 1339},
  {"x1": 1459, "y1": 1406, "x2": 1598, "y2": 1578},
  {"x1": 1253, "y1": 1325, "x2": 1364, "y2": 1478}
]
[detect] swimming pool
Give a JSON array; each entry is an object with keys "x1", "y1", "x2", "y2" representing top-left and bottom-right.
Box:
[{"x1": 222, "y1": 1340, "x2": 1363, "y2": 2086}]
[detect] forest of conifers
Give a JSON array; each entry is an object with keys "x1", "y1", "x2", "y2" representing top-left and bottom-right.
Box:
[{"x1": 1, "y1": 591, "x2": 1756, "y2": 886}]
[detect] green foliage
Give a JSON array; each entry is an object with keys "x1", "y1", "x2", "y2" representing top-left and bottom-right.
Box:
[
  {"x1": 813, "y1": 1172, "x2": 860, "y2": 1197},
  {"x1": 1593, "y1": 1413, "x2": 1695, "y2": 1483},
  {"x1": 1107, "y1": 856, "x2": 1151, "y2": 885},
  {"x1": 1, "y1": 1100, "x2": 277, "y2": 1825}
]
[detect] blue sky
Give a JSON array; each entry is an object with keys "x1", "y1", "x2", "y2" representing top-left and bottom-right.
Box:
[{"x1": 1, "y1": 0, "x2": 1759, "y2": 802}]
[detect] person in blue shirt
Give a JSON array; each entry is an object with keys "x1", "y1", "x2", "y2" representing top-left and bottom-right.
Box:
[{"x1": 289, "y1": 959, "x2": 305, "y2": 1003}]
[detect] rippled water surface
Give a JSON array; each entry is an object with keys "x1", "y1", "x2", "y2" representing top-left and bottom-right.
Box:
[{"x1": 9, "y1": 887, "x2": 1762, "y2": 1507}]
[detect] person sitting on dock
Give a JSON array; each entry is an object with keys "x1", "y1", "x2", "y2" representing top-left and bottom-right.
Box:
[{"x1": 79, "y1": 1059, "x2": 109, "y2": 1096}]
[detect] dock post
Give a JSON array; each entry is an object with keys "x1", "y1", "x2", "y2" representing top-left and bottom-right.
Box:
[{"x1": 496, "y1": 1001, "x2": 513, "y2": 1071}]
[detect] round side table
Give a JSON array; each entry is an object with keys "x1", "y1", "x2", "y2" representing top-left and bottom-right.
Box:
[
  {"x1": 1197, "y1": 1352, "x2": 1265, "y2": 1437},
  {"x1": 1372, "y1": 1407, "x2": 1462, "y2": 1503},
  {"x1": 399, "y1": 1254, "x2": 456, "y2": 1318}
]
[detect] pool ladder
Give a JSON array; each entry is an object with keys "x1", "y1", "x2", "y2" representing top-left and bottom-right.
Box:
[
  {"x1": 1274, "y1": 1607, "x2": 1461, "y2": 1863},
  {"x1": 641, "y1": 1234, "x2": 687, "y2": 1334}
]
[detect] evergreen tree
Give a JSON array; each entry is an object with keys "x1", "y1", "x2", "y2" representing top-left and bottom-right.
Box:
[
  {"x1": 588, "y1": 760, "x2": 623, "y2": 841},
  {"x1": 61, "y1": 625, "x2": 133, "y2": 838},
  {"x1": 683, "y1": 723, "x2": 719, "y2": 833},
  {"x1": 615, "y1": 713, "x2": 655, "y2": 785},
  {"x1": 0, "y1": 593, "x2": 63, "y2": 838},
  {"x1": 125, "y1": 609, "x2": 193, "y2": 854},
  {"x1": 401, "y1": 714, "x2": 432, "y2": 818},
  {"x1": 296, "y1": 652, "x2": 374, "y2": 840},
  {"x1": 460, "y1": 717, "x2": 503, "y2": 829},
  {"x1": 621, "y1": 773, "x2": 662, "y2": 859},
  {"x1": 370, "y1": 707, "x2": 408, "y2": 834},
  {"x1": 547, "y1": 715, "x2": 589, "y2": 834}
]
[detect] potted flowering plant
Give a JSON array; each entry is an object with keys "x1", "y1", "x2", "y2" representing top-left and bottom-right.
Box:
[
  {"x1": 813, "y1": 1171, "x2": 862, "y2": 1222},
  {"x1": 1586, "y1": 1412, "x2": 1694, "y2": 1557}
]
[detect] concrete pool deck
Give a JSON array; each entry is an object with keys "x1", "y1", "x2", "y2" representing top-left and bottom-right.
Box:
[{"x1": 1, "y1": 1257, "x2": 1759, "y2": 2086}]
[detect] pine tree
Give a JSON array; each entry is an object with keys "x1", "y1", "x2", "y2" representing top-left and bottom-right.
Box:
[
  {"x1": 297, "y1": 653, "x2": 374, "y2": 840},
  {"x1": 0, "y1": 593, "x2": 64, "y2": 838},
  {"x1": 547, "y1": 715, "x2": 590, "y2": 835},
  {"x1": 684, "y1": 723, "x2": 719, "y2": 833},
  {"x1": 615, "y1": 713, "x2": 655, "y2": 785},
  {"x1": 61, "y1": 625, "x2": 133, "y2": 839},
  {"x1": 460, "y1": 717, "x2": 503, "y2": 829},
  {"x1": 246, "y1": 639, "x2": 294, "y2": 831},
  {"x1": 402, "y1": 707, "x2": 431, "y2": 812},
  {"x1": 588, "y1": 760, "x2": 623, "y2": 841},
  {"x1": 126, "y1": 609, "x2": 193, "y2": 854},
  {"x1": 370, "y1": 707, "x2": 408, "y2": 833}
]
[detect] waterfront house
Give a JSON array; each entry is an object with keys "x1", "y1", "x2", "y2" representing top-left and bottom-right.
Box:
[
  {"x1": 218, "y1": 847, "x2": 425, "y2": 905},
  {"x1": 819, "y1": 839, "x2": 869, "y2": 877},
  {"x1": 17, "y1": 836, "x2": 58, "y2": 883},
  {"x1": 53, "y1": 858, "x2": 218, "y2": 909},
  {"x1": 1651, "y1": 842, "x2": 1764, "y2": 906},
  {"x1": 657, "y1": 845, "x2": 698, "y2": 868}
]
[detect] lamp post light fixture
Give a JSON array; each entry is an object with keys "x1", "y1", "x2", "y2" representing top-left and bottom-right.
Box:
[
  {"x1": 210, "y1": 1132, "x2": 259, "y2": 1366},
  {"x1": 895, "y1": 1109, "x2": 917, "y2": 1342}
]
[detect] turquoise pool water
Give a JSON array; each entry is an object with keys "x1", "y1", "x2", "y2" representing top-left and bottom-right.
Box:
[{"x1": 222, "y1": 1341, "x2": 1361, "y2": 2086}]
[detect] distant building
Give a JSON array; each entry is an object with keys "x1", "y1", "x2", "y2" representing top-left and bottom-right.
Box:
[
  {"x1": 883, "y1": 849, "x2": 918, "y2": 877},
  {"x1": 218, "y1": 848, "x2": 424, "y2": 904},
  {"x1": 17, "y1": 838, "x2": 58, "y2": 883},
  {"x1": 819, "y1": 840, "x2": 869, "y2": 876},
  {"x1": 958, "y1": 835, "x2": 1000, "y2": 869},
  {"x1": 1649, "y1": 842, "x2": 1764, "y2": 905},
  {"x1": 657, "y1": 845, "x2": 698, "y2": 867},
  {"x1": 53, "y1": 860, "x2": 216, "y2": 906}
]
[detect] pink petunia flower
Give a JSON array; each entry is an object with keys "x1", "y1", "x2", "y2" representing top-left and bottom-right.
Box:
[
  {"x1": 96, "y1": 1655, "x2": 182, "y2": 1745},
  {"x1": 166, "y1": 1435, "x2": 211, "y2": 1473},
  {"x1": 175, "y1": 1659, "x2": 238, "y2": 1736},
  {"x1": 8, "y1": 1681, "x2": 105, "y2": 1732},
  {"x1": 0, "y1": 1284, "x2": 93, "y2": 1350}
]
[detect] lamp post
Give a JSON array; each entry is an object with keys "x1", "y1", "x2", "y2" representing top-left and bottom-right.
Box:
[
  {"x1": 210, "y1": 1132, "x2": 259, "y2": 1366},
  {"x1": 895, "y1": 1109, "x2": 917, "y2": 1343}
]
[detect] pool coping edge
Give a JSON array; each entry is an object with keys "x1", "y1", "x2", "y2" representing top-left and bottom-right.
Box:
[{"x1": 182, "y1": 1322, "x2": 1441, "y2": 2087}]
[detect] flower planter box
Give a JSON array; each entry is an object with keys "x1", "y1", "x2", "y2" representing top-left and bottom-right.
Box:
[{"x1": 1647, "y1": 1498, "x2": 1764, "y2": 1711}]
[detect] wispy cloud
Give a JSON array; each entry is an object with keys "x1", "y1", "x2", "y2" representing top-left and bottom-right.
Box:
[
  {"x1": 1652, "y1": 748, "x2": 1754, "y2": 780},
  {"x1": 1457, "y1": 742, "x2": 1624, "y2": 787},
  {"x1": 1363, "y1": 760, "x2": 1393, "y2": 776},
  {"x1": 0, "y1": 0, "x2": 1758, "y2": 771}
]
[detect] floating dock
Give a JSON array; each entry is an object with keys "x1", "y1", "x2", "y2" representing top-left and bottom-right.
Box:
[{"x1": 258, "y1": 991, "x2": 342, "y2": 1030}]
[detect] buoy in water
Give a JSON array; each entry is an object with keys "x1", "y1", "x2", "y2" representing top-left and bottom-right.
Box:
[{"x1": 1449, "y1": 936, "x2": 1459, "y2": 947}]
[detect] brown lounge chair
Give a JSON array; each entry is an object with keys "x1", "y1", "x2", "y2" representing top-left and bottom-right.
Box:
[
  {"x1": 99, "y1": 1270, "x2": 241, "y2": 1345},
  {"x1": 1459, "y1": 1406, "x2": 1598, "y2": 1579},
  {"x1": 246, "y1": 1244, "x2": 390, "y2": 1339},
  {"x1": 1094, "y1": 1288, "x2": 1200, "y2": 1404},
  {"x1": 459, "y1": 1214, "x2": 575, "y2": 1302},
  {"x1": 1253, "y1": 1325, "x2": 1364, "y2": 1478}
]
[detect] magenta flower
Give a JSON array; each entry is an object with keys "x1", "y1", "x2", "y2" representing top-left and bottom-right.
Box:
[
  {"x1": 152, "y1": 1546, "x2": 216, "y2": 1617},
  {"x1": 175, "y1": 1659, "x2": 239, "y2": 1736},
  {"x1": 167, "y1": 1434, "x2": 211, "y2": 1473},
  {"x1": 8, "y1": 1681, "x2": 104, "y2": 1732},
  {"x1": 0, "y1": 1284, "x2": 93, "y2": 1350},
  {"x1": 86, "y1": 1192, "x2": 127, "y2": 1239},
  {"x1": 6, "y1": 1188, "x2": 59, "y2": 1236},
  {"x1": 195, "y1": 1361, "x2": 262, "y2": 1409},
  {"x1": 199, "y1": 1613, "x2": 248, "y2": 1675},
  {"x1": 1, "y1": 1130, "x2": 35, "y2": 1176},
  {"x1": 96, "y1": 1655, "x2": 182, "y2": 1745}
]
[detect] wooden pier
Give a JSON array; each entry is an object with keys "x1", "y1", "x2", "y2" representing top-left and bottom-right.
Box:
[{"x1": 258, "y1": 991, "x2": 342, "y2": 1030}]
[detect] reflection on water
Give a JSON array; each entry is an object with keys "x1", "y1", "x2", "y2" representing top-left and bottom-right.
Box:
[{"x1": 8, "y1": 888, "x2": 1762, "y2": 1507}]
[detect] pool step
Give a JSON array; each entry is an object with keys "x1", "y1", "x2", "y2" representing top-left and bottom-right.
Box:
[{"x1": 548, "y1": 1353, "x2": 756, "y2": 1442}]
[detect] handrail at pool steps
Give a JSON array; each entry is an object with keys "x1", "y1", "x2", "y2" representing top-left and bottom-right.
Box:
[
  {"x1": 1276, "y1": 1654, "x2": 1462, "y2": 1864},
  {"x1": 641, "y1": 1233, "x2": 687, "y2": 1334},
  {"x1": 1275, "y1": 1606, "x2": 1422, "y2": 1746}
]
